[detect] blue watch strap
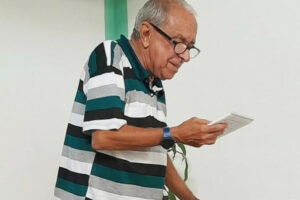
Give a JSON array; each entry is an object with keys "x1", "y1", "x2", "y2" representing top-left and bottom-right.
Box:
[
  {"x1": 163, "y1": 127, "x2": 173, "y2": 139},
  {"x1": 161, "y1": 127, "x2": 175, "y2": 149}
]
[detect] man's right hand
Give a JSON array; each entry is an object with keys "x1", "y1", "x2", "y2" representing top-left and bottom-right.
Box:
[{"x1": 171, "y1": 117, "x2": 227, "y2": 147}]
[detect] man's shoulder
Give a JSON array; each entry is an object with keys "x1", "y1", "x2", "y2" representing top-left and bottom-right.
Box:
[
  {"x1": 91, "y1": 40, "x2": 118, "y2": 56},
  {"x1": 85, "y1": 39, "x2": 128, "y2": 78},
  {"x1": 91, "y1": 39, "x2": 126, "y2": 62}
]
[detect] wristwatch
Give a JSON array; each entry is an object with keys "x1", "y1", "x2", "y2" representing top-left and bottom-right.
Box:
[{"x1": 160, "y1": 127, "x2": 175, "y2": 149}]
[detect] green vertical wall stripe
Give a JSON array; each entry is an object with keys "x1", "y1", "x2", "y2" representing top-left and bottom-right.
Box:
[{"x1": 105, "y1": 0, "x2": 128, "y2": 40}]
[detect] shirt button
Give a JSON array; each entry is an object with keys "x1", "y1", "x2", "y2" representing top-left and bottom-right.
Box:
[{"x1": 150, "y1": 93, "x2": 154, "y2": 97}]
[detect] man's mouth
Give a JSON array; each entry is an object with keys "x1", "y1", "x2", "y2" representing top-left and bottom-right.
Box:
[{"x1": 169, "y1": 62, "x2": 180, "y2": 72}]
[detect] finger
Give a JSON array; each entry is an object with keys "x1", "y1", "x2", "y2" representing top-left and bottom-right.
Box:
[
  {"x1": 198, "y1": 119, "x2": 210, "y2": 124},
  {"x1": 218, "y1": 128, "x2": 226, "y2": 135},
  {"x1": 196, "y1": 137, "x2": 217, "y2": 145},
  {"x1": 199, "y1": 132, "x2": 219, "y2": 141},
  {"x1": 205, "y1": 134, "x2": 220, "y2": 144},
  {"x1": 206, "y1": 123, "x2": 227, "y2": 133},
  {"x1": 189, "y1": 141, "x2": 203, "y2": 147},
  {"x1": 208, "y1": 130, "x2": 226, "y2": 138},
  {"x1": 207, "y1": 138, "x2": 217, "y2": 145}
]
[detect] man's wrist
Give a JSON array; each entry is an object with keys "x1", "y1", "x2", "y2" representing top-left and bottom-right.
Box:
[
  {"x1": 160, "y1": 127, "x2": 175, "y2": 149},
  {"x1": 170, "y1": 126, "x2": 180, "y2": 143}
]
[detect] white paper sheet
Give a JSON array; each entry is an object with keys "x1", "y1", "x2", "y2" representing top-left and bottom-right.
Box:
[{"x1": 208, "y1": 112, "x2": 254, "y2": 137}]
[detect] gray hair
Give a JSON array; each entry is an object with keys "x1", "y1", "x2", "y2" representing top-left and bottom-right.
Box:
[{"x1": 131, "y1": 0, "x2": 196, "y2": 40}]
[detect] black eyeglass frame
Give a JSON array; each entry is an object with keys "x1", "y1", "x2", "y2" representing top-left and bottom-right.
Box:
[{"x1": 149, "y1": 23, "x2": 200, "y2": 58}]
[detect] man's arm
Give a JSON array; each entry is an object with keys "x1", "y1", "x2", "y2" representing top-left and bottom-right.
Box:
[
  {"x1": 165, "y1": 156, "x2": 198, "y2": 200},
  {"x1": 92, "y1": 125, "x2": 163, "y2": 150},
  {"x1": 92, "y1": 117, "x2": 227, "y2": 150}
]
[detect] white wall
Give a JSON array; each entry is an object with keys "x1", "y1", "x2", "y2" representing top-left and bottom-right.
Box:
[
  {"x1": 130, "y1": 0, "x2": 300, "y2": 199},
  {"x1": 0, "y1": 0, "x2": 104, "y2": 199},
  {"x1": 1, "y1": 0, "x2": 299, "y2": 199},
  {"x1": 168, "y1": 0, "x2": 300, "y2": 199}
]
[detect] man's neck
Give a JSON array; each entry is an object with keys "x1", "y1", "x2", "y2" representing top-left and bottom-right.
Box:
[{"x1": 129, "y1": 39, "x2": 151, "y2": 76}]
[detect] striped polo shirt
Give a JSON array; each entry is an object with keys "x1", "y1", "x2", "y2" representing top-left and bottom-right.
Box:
[{"x1": 55, "y1": 35, "x2": 168, "y2": 200}]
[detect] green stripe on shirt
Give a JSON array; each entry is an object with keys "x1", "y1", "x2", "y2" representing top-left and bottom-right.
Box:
[
  {"x1": 125, "y1": 79, "x2": 149, "y2": 94},
  {"x1": 75, "y1": 90, "x2": 86, "y2": 104},
  {"x1": 91, "y1": 163, "x2": 165, "y2": 189},
  {"x1": 56, "y1": 177, "x2": 88, "y2": 196},
  {"x1": 64, "y1": 134, "x2": 94, "y2": 152}
]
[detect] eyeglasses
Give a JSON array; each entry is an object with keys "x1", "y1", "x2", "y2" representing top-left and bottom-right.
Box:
[{"x1": 150, "y1": 23, "x2": 200, "y2": 59}]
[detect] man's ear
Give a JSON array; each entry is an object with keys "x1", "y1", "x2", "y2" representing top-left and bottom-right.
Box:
[{"x1": 139, "y1": 22, "x2": 152, "y2": 48}]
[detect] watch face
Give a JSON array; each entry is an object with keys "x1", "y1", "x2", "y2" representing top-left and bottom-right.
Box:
[{"x1": 162, "y1": 138, "x2": 175, "y2": 149}]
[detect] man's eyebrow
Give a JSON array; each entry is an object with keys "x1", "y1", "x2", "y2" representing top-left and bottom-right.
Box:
[{"x1": 172, "y1": 34, "x2": 195, "y2": 45}]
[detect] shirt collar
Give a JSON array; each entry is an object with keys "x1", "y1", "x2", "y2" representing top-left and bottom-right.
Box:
[{"x1": 117, "y1": 35, "x2": 150, "y2": 81}]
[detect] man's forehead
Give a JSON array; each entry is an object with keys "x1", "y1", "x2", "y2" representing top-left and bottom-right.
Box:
[
  {"x1": 163, "y1": 20, "x2": 197, "y2": 45},
  {"x1": 164, "y1": 5, "x2": 197, "y2": 43}
]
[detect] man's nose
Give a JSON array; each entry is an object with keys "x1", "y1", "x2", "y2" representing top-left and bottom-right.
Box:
[{"x1": 179, "y1": 49, "x2": 190, "y2": 62}]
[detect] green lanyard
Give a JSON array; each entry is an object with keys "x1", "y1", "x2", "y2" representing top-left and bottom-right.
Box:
[{"x1": 105, "y1": 0, "x2": 128, "y2": 40}]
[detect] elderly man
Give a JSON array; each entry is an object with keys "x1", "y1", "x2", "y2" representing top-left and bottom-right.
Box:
[{"x1": 54, "y1": 0, "x2": 226, "y2": 200}]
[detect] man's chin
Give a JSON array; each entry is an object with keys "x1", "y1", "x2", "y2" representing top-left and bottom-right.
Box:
[{"x1": 162, "y1": 72, "x2": 176, "y2": 80}]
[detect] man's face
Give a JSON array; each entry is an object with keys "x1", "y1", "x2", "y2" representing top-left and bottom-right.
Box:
[{"x1": 148, "y1": 5, "x2": 197, "y2": 80}]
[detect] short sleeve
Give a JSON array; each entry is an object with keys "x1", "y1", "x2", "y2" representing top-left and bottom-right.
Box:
[{"x1": 82, "y1": 41, "x2": 127, "y2": 134}]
